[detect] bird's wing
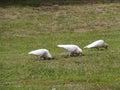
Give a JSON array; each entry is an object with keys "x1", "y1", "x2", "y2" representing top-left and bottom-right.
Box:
[
  {"x1": 28, "y1": 49, "x2": 43, "y2": 56},
  {"x1": 57, "y1": 45, "x2": 76, "y2": 52},
  {"x1": 84, "y1": 40, "x2": 104, "y2": 48}
]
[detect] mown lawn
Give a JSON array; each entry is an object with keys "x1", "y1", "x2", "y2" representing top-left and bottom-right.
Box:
[{"x1": 0, "y1": 3, "x2": 120, "y2": 90}]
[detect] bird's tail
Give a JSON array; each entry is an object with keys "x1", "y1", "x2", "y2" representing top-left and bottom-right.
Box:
[
  {"x1": 57, "y1": 45, "x2": 64, "y2": 48},
  {"x1": 28, "y1": 51, "x2": 33, "y2": 54}
]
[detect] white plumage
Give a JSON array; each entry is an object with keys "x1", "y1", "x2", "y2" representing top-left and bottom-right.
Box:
[
  {"x1": 57, "y1": 44, "x2": 83, "y2": 56},
  {"x1": 84, "y1": 40, "x2": 108, "y2": 49},
  {"x1": 28, "y1": 49, "x2": 53, "y2": 60}
]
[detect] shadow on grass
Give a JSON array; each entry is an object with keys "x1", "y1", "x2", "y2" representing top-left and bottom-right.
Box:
[{"x1": 0, "y1": 0, "x2": 120, "y2": 7}]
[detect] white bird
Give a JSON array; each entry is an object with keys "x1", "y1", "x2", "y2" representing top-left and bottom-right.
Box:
[
  {"x1": 28, "y1": 49, "x2": 53, "y2": 60},
  {"x1": 84, "y1": 40, "x2": 108, "y2": 49},
  {"x1": 57, "y1": 44, "x2": 83, "y2": 56}
]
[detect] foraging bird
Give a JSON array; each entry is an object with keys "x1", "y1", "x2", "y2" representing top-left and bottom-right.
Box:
[
  {"x1": 84, "y1": 40, "x2": 108, "y2": 49},
  {"x1": 57, "y1": 44, "x2": 83, "y2": 56},
  {"x1": 28, "y1": 49, "x2": 53, "y2": 60}
]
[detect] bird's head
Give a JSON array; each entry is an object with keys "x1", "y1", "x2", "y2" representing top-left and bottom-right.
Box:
[{"x1": 104, "y1": 43, "x2": 108, "y2": 49}]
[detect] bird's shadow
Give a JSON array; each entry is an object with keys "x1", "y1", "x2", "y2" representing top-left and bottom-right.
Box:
[{"x1": 28, "y1": 57, "x2": 58, "y2": 62}]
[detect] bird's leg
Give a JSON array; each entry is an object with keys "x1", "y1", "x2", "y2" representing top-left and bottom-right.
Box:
[
  {"x1": 64, "y1": 52, "x2": 71, "y2": 58},
  {"x1": 69, "y1": 52, "x2": 72, "y2": 56}
]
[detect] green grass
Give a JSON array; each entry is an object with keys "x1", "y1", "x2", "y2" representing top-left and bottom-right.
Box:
[{"x1": 0, "y1": 3, "x2": 120, "y2": 90}]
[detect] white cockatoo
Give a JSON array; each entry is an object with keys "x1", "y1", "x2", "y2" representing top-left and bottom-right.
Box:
[
  {"x1": 28, "y1": 49, "x2": 53, "y2": 60},
  {"x1": 84, "y1": 40, "x2": 108, "y2": 49},
  {"x1": 57, "y1": 44, "x2": 83, "y2": 56}
]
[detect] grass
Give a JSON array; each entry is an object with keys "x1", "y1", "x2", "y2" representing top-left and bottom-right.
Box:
[{"x1": 0, "y1": 3, "x2": 120, "y2": 90}]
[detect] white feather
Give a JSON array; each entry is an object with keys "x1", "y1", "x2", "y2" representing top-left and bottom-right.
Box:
[
  {"x1": 84, "y1": 40, "x2": 108, "y2": 49},
  {"x1": 57, "y1": 44, "x2": 82, "y2": 56},
  {"x1": 28, "y1": 49, "x2": 52, "y2": 59}
]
